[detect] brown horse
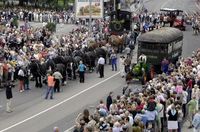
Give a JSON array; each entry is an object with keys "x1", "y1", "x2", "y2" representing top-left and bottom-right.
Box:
[
  {"x1": 108, "y1": 35, "x2": 123, "y2": 47},
  {"x1": 88, "y1": 40, "x2": 107, "y2": 50}
]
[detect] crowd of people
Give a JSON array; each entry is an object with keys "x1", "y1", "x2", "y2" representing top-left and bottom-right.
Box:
[
  {"x1": 0, "y1": 4, "x2": 199, "y2": 132},
  {"x1": 73, "y1": 49, "x2": 200, "y2": 132},
  {"x1": 0, "y1": 7, "x2": 76, "y2": 24},
  {"x1": 0, "y1": 5, "x2": 140, "y2": 113}
]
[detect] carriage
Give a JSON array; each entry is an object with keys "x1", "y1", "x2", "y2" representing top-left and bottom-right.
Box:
[
  {"x1": 126, "y1": 27, "x2": 183, "y2": 84},
  {"x1": 160, "y1": 8, "x2": 186, "y2": 31}
]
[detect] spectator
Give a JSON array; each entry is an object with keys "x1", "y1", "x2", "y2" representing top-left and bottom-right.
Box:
[
  {"x1": 106, "y1": 92, "x2": 113, "y2": 111},
  {"x1": 192, "y1": 111, "x2": 200, "y2": 132},
  {"x1": 182, "y1": 87, "x2": 188, "y2": 118},
  {"x1": 124, "y1": 116, "x2": 132, "y2": 132},
  {"x1": 45, "y1": 73, "x2": 55, "y2": 99},
  {"x1": 53, "y1": 69, "x2": 63, "y2": 92},
  {"x1": 18, "y1": 67, "x2": 25, "y2": 92},
  {"x1": 110, "y1": 51, "x2": 117, "y2": 71},
  {"x1": 188, "y1": 96, "x2": 197, "y2": 128},
  {"x1": 53, "y1": 127, "x2": 59, "y2": 132},
  {"x1": 167, "y1": 103, "x2": 178, "y2": 132},
  {"x1": 176, "y1": 105, "x2": 183, "y2": 132},
  {"x1": 5, "y1": 81, "x2": 13, "y2": 113},
  {"x1": 24, "y1": 67, "x2": 30, "y2": 90},
  {"x1": 124, "y1": 55, "x2": 131, "y2": 74},
  {"x1": 97, "y1": 55, "x2": 105, "y2": 78},
  {"x1": 119, "y1": 56, "x2": 125, "y2": 78},
  {"x1": 78, "y1": 61, "x2": 86, "y2": 83},
  {"x1": 192, "y1": 84, "x2": 200, "y2": 110},
  {"x1": 156, "y1": 99, "x2": 164, "y2": 132},
  {"x1": 109, "y1": 99, "x2": 118, "y2": 114},
  {"x1": 3, "y1": 61, "x2": 9, "y2": 82}
]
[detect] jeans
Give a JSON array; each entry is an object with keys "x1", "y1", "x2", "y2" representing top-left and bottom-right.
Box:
[
  {"x1": 45, "y1": 86, "x2": 54, "y2": 99},
  {"x1": 79, "y1": 71, "x2": 85, "y2": 83},
  {"x1": 187, "y1": 88, "x2": 192, "y2": 102},
  {"x1": 112, "y1": 63, "x2": 117, "y2": 71}
]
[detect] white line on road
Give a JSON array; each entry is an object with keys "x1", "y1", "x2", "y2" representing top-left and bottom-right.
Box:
[
  {"x1": 64, "y1": 126, "x2": 75, "y2": 132},
  {"x1": 161, "y1": 0, "x2": 170, "y2": 8},
  {"x1": 195, "y1": 1, "x2": 200, "y2": 10},
  {"x1": 0, "y1": 72, "x2": 120, "y2": 132}
]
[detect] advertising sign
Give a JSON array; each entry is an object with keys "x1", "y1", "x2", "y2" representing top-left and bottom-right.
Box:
[{"x1": 75, "y1": 0, "x2": 103, "y2": 18}]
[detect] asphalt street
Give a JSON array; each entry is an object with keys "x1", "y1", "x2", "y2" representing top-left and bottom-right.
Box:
[{"x1": 0, "y1": 1, "x2": 200, "y2": 132}]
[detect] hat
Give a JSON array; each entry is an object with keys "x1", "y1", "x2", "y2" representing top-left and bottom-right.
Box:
[
  {"x1": 194, "y1": 84, "x2": 199, "y2": 88},
  {"x1": 100, "y1": 117, "x2": 104, "y2": 122}
]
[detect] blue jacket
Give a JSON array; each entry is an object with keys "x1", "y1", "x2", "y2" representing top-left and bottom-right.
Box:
[{"x1": 78, "y1": 64, "x2": 86, "y2": 72}]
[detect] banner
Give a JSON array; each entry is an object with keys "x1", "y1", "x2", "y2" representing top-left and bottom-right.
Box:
[{"x1": 75, "y1": 0, "x2": 103, "y2": 18}]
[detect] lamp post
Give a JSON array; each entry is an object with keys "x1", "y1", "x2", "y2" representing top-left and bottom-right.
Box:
[{"x1": 89, "y1": 0, "x2": 92, "y2": 37}]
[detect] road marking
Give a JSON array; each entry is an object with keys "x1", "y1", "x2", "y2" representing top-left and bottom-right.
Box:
[
  {"x1": 0, "y1": 72, "x2": 120, "y2": 132},
  {"x1": 64, "y1": 126, "x2": 74, "y2": 132},
  {"x1": 161, "y1": 0, "x2": 170, "y2": 8},
  {"x1": 195, "y1": 1, "x2": 200, "y2": 10}
]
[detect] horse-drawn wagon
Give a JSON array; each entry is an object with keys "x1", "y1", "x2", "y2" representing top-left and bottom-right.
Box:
[{"x1": 126, "y1": 27, "x2": 183, "y2": 84}]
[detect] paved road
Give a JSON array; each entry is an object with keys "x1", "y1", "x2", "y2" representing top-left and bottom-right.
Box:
[
  {"x1": 143, "y1": 0, "x2": 200, "y2": 58},
  {"x1": 19, "y1": 22, "x2": 77, "y2": 35},
  {"x1": 144, "y1": 0, "x2": 200, "y2": 14},
  {"x1": 0, "y1": 1, "x2": 200, "y2": 132}
]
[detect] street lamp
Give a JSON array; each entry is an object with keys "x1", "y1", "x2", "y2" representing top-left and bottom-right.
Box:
[{"x1": 89, "y1": 0, "x2": 92, "y2": 37}]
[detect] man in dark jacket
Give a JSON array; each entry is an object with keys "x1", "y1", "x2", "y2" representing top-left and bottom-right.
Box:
[
  {"x1": 106, "y1": 92, "x2": 113, "y2": 111},
  {"x1": 5, "y1": 81, "x2": 13, "y2": 113}
]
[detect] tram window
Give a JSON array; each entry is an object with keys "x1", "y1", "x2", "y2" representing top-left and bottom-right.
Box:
[
  {"x1": 140, "y1": 43, "x2": 160, "y2": 53},
  {"x1": 160, "y1": 45, "x2": 167, "y2": 53}
]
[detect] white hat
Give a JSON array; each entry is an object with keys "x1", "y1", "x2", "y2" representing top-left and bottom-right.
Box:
[{"x1": 194, "y1": 84, "x2": 199, "y2": 88}]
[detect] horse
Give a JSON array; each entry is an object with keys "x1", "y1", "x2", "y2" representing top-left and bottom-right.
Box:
[
  {"x1": 29, "y1": 60, "x2": 45, "y2": 88},
  {"x1": 84, "y1": 51, "x2": 97, "y2": 72},
  {"x1": 192, "y1": 22, "x2": 200, "y2": 35},
  {"x1": 108, "y1": 35, "x2": 123, "y2": 47}
]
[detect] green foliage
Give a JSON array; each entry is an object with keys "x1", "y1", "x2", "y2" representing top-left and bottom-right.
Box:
[
  {"x1": 132, "y1": 62, "x2": 148, "y2": 76},
  {"x1": 45, "y1": 23, "x2": 56, "y2": 32}
]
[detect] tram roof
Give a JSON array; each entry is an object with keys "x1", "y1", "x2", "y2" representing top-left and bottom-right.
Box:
[{"x1": 137, "y1": 27, "x2": 183, "y2": 44}]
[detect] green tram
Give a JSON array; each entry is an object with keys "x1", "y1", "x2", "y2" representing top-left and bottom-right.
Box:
[{"x1": 137, "y1": 27, "x2": 183, "y2": 72}]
